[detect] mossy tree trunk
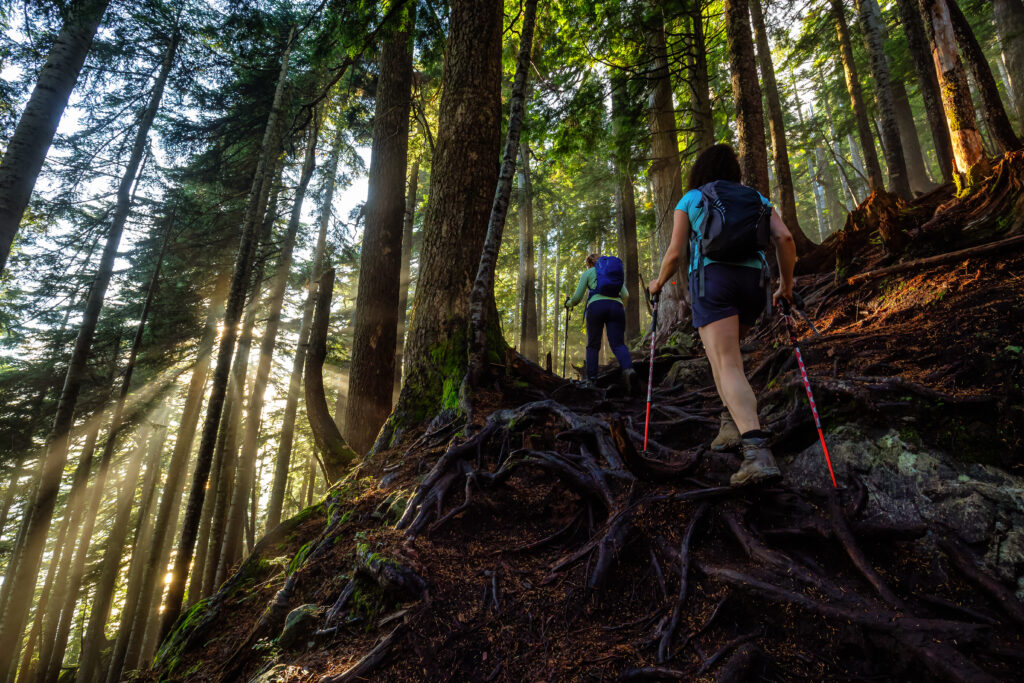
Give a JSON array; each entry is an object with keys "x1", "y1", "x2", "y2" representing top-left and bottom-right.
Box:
[
  {"x1": 946, "y1": 0, "x2": 1021, "y2": 153},
  {"x1": 918, "y1": 0, "x2": 991, "y2": 192},
  {"x1": 383, "y1": 0, "x2": 503, "y2": 442},
  {"x1": 685, "y1": 1, "x2": 715, "y2": 153},
  {"x1": 346, "y1": 6, "x2": 417, "y2": 455},
  {"x1": 896, "y1": 0, "x2": 956, "y2": 183},
  {"x1": 993, "y1": 0, "x2": 1024, "y2": 127}
]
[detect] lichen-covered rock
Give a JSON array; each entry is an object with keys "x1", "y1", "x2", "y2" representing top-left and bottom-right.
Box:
[
  {"x1": 783, "y1": 426, "x2": 1024, "y2": 593},
  {"x1": 277, "y1": 604, "x2": 320, "y2": 649},
  {"x1": 661, "y1": 357, "x2": 711, "y2": 388}
]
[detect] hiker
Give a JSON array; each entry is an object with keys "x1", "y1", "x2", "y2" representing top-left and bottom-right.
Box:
[
  {"x1": 648, "y1": 144, "x2": 796, "y2": 486},
  {"x1": 564, "y1": 253, "x2": 638, "y2": 392}
]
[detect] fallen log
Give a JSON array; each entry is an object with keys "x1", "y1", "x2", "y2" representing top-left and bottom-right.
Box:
[{"x1": 845, "y1": 233, "x2": 1024, "y2": 286}]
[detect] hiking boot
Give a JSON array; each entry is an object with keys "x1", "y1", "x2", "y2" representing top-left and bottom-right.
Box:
[
  {"x1": 711, "y1": 411, "x2": 742, "y2": 452},
  {"x1": 622, "y1": 368, "x2": 640, "y2": 396},
  {"x1": 730, "y1": 436, "x2": 781, "y2": 487}
]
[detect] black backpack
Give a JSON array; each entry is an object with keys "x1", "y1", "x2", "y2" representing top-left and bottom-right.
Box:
[{"x1": 693, "y1": 180, "x2": 772, "y2": 301}]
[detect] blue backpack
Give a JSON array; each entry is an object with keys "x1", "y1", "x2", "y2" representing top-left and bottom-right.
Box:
[{"x1": 593, "y1": 256, "x2": 625, "y2": 297}]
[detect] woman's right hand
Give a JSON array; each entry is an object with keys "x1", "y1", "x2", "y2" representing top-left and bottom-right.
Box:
[{"x1": 773, "y1": 282, "x2": 793, "y2": 308}]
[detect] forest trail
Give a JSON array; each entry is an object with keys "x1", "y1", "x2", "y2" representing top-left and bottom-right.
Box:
[{"x1": 152, "y1": 171, "x2": 1024, "y2": 682}]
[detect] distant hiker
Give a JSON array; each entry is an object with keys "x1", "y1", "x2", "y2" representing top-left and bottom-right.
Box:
[
  {"x1": 648, "y1": 144, "x2": 797, "y2": 486},
  {"x1": 565, "y1": 253, "x2": 638, "y2": 392}
]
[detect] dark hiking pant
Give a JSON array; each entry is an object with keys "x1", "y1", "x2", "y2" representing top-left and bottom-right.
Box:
[{"x1": 585, "y1": 299, "x2": 634, "y2": 379}]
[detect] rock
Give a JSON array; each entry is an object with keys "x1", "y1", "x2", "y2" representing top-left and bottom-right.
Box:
[
  {"x1": 783, "y1": 426, "x2": 1024, "y2": 587},
  {"x1": 660, "y1": 357, "x2": 711, "y2": 388},
  {"x1": 277, "y1": 604, "x2": 320, "y2": 649}
]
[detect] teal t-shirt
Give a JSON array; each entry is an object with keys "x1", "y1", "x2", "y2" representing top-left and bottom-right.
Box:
[
  {"x1": 676, "y1": 188, "x2": 772, "y2": 274},
  {"x1": 567, "y1": 267, "x2": 627, "y2": 308}
]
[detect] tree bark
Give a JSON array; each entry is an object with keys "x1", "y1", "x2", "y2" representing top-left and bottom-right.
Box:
[
  {"x1": 0, "y1": 0, "x2": 111, "y2": 276},
  {"x1": 159, "y1": 28, "x2": 294, "y2": 643},
  {"x1": 394, "y1": 157, "x2": 420, "y2": 402},
  {"x1": 346, "y1": 7, "x2": 417, "y2": 455},
  {"x1": 918, "y1": 0, "x2": 992, "y2": 191},
  {"x1": 830, "y1": 0, "x2": 886, "y2": 193},
  {"x1": 643, "y1": 7, "x2": 687, "y2": 338},
  {"x1": 466, "y1": 0, "x2": 537, "y2": 390},
  {"x1": 858, "y1": 0, "x2": 914, "y2": 199},
  {"x1": 386, "y1": 0, "x2": 503, "y2": 433},
  {"x1": 517, "y1": 142, "x2": 539, "y2": 362},
  {"x1": 892, "y1": 79, "x2": 936, "y2": 192},
  {"x1": 305, "y1": 269, "x2": 359, "y2": 481},
  {"x1": 685, "y1": 2, "x2": 715, "y2": 153},
  {"x1": 993, "y1": 0, "x2": 1024, "y2": 127},
  {"x1": 896, "y1": 0, "x2": 956, "y2": 182},
  {"x1": 725, "y1": 0, "x2": 770, "y2": 196},
  {"x1": 946, "y1": 0, "x2": 1021, "y2": 152},
  {"x1": 610, "y1": 72, "x2": 640, "y2": 340},
  {"x1": 219, "y1": 121, "x2": 319, "y2": 588},
  {"x1": 265, "y1": 122, "x2": 343, "y2": 532},
  {"x1": 0, "y1": 32, "x2": 177, "y2": 674},
  {"x1": 748, "y1": 0, "x2": 814, "y2": 252}
]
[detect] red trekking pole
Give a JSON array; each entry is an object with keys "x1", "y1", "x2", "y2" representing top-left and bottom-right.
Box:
[
  {"x1": 780, "y1": 295, "x2": 838, "y2": 488},
  {"x1": 643, "y1": 291, "x2": 660, "y2": 455}
]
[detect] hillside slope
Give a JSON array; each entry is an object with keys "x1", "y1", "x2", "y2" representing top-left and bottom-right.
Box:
[{"x1": 149, "y1": 155, "x2": 1024, "y2": 683}]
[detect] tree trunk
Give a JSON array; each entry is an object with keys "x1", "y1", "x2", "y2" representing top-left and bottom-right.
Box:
[
  {"x1": 517, "y1": 142, "x2": 539, "y2": 362},
  {"x1": 993, "y1": 0, "x2": 1024, "y2": 127},
  {"x1": 748, "y1": 0, "x2": 814, "y2": 251},
  {"x1": 830, "y1": 0, "x2": 886, "y2": 193},
  {"x1": 102, "y1": 405, "x2": 169, "y2": 683},
  {"x1": 896, "y1": 0, "x2": 956, "y2": 183},
  {"x1": 305, "y1": 269, "x2": 359, "y2": 481},
  {"x1": 159, "y1": 28, "x2": 294, "y2": 643},
  {"x1": 725, "y1": 0, "x2": 770, "y2": 196},
  {"x1": 219, "y1": 121, "x2": 319, "y2": 587},
  {"x1": 466, "y1": 0, "x2": 537, "y2": 391},
  {"x1": 610, "y1": 72, "x2": 640, "y2": 340},
  {"x1": 203, "y1": 167, "x2": 284, "y2": 596},
  {"x1": 918, "y1": 0, "x2": 992, "y2": 191},
  {"x1": 0, "y1": 0, "x2": 111, "y2": 276},
  {"x1": 119, "y1": 270, "x2": 227, "y2": 674},
  {"x1": 74, "y1": 417, "x2": 154, "y2": 683},
  {"x1": 892, "y1": 79, "x2": 936, "y2": 192},
  {"x1": 394, "y1": 157, "x2": 420, "y2": 402},
  {"x1": 643, "y1": 7, "x2": 687, "y2": 338},
  {"x1": 264, "y1": 122, "x2": 343, "y2": 532},
  {"x1": 346, "y1": 8, "x2": 417, "y2": 455},
  {"x1": 685, "y1": 2, "x2": 715, "y2": 152},
  {"x1": 385, "y1": 0, "x2": 503, "y2": 433},
  {"x1": 858, "y1": 0, "x2": 914, "y2": 199},
  {"x1": 946, "y1": 0, "x2": 1021, "y2": 152},
  {"x1": 0, "y1": 32, "x2": 177, "y2": 674}
]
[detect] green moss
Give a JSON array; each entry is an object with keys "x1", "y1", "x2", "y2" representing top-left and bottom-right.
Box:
[
  {"x1": 154, "y1": 598, "x2": 219, "y2": 674},
  {"x1": 287, "y1": 541, "x2": 315, "y2": 576}
]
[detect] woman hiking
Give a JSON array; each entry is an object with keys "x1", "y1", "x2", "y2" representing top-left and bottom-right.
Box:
[
  {"x1": 565, "y1": 253, "x2": 638, "y2": 393},
  {"x1": 648, "y1": 144, "x2": 797, "y2": 486}
]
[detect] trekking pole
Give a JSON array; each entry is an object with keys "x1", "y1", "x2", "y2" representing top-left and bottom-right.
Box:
[
  {"x1": 643, "y1": 290, "x2": 660, "y2": 455},
  {"x1": 780, "y1": 297, "x2": 838, "y2": 488},
  {"x1": 562, "y1": 303, "x2": 570, "y2": 378}
]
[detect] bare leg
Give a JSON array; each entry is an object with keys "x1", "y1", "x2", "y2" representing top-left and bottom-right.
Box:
[{"x1": 699, "y1": 315, "x2": 761, "y2": 434}]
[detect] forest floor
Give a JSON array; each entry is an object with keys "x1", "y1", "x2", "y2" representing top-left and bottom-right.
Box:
[{"x1": 149, "y1": 159, "x2": 1024, "y2": 683}]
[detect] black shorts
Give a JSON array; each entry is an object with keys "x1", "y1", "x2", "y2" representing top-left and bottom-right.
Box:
[{"x1": 689, "y1": 263, "x2": 767, "y2": 329}]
